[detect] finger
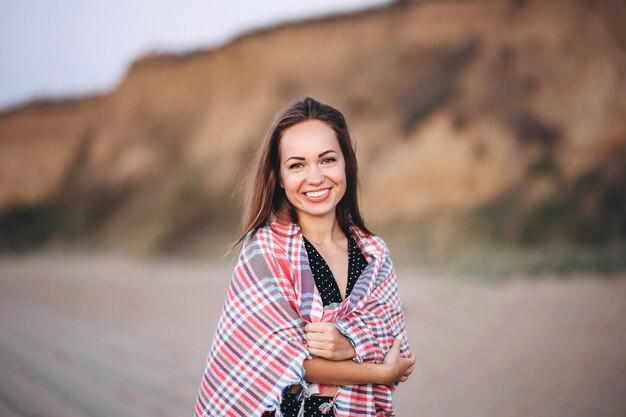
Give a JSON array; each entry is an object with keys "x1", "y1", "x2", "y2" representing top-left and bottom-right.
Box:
[
  {"x1": 403, "y1": 362, "x2": 415, "y2": 373},
  {"x1": 305, "y1": 322, "x2": 332, "y2": 333},
  {"x1": 306, "y1": 332, "x2": 332, "y2": 344},
  {"x1": 306, "y1": 340, "x2": 329, "y2": 350},
  {"x1": 390, "y1": 337, "x2": 401, "y2": 350},
  {"x1": 402, "y1": 357, "x2": 415, "y2": 365},
  {"x1": 307, "y1": 347, "x2": 330, "y2": 359},
  {"x1": 307, "y1": 331, "x2": 335, "y2": 343},
  {"x1": 401, "y1": 353, "x2": 415, "y2": 363}
]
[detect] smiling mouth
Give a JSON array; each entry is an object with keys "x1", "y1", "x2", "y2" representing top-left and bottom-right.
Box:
[{"x1": 304, "y1": 189, "x2": 330, "y2": 198}]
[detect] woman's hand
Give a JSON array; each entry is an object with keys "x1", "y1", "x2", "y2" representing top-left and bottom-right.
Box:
[
  {"x1": 301, "y1": 336, "x2": 415, "y2": 387},
  {"x1": 305, "y1": 322, "x2": 357, "y2": 361},
  {"x1": 380, "y1": 337, "x2": 415, "y2": 385}
]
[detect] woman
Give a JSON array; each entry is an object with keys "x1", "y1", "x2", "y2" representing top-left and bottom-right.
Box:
[{"x1": 194, "y1": 97, "x2": 415, "y2": 417}]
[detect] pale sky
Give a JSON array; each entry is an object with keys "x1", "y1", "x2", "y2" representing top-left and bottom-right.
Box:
[{"x1": 0, "y1": 0, "x2": 389, "y2": 111}]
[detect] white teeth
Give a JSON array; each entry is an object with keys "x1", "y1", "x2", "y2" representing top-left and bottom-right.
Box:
[{"x1": 305, "y1": 189, "x2": 329, "y2": 198}]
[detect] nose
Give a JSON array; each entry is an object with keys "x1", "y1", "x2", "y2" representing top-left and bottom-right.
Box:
[{"x1": 306, "y1": 165, "x2": 324, "y2": 184}]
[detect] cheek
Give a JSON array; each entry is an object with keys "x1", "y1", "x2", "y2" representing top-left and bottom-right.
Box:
[
  {"x1": 332, "y1": 163, "x2": 347, "y2": 183},
  {"x1": 280, "y1": 171, "x2": 301, "y2": 195},
  {"x1": 336, "y1": 166, "x2": 348, "y2": 194}
]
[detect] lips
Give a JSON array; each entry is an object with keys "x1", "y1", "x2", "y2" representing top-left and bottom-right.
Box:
[
  {"x1": 304, "y1": 188, "x2": 329, "y2": 198},
  {"x1": 303, "y1": 187, "x2": 331, "y2": 203}
]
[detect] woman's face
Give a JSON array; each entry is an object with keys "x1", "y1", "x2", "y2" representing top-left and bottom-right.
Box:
[{"x1": 279, "y1": 119, "x2": 346, "y2": 224}]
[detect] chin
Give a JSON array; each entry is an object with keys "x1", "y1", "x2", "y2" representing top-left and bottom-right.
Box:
[{"x1": 296, "y1": 205, "x2": 336, "y2": 219}]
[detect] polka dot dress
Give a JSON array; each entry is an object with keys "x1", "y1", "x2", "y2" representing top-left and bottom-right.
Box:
[
  {"x1": 303, "y1": 234, "x2": 368, "y2": 306},
  {"x1": 263, "y1": 233, "x2": 368, "y2": 417}
]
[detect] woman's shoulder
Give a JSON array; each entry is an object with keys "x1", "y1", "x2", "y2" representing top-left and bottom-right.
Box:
[
  {"x1": 349, "y1": 225, "x2": 389, "y2": 251},
  {"x1": 242, "y1": 219, "x2": 298, "y2": 248}
]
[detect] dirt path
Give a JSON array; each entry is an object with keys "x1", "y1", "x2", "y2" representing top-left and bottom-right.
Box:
[{"x1": 0, "y1": 255, "x2": 624, "y2": 417}]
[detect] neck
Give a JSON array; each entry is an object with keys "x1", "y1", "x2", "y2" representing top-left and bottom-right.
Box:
[{"x1": 298, "y1": 213, "x2": 344, "y2": 244}]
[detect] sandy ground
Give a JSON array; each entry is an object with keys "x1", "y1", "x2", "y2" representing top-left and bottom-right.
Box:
[{"x1": 0, "y1": 254, "x2": 625, "y2": 417}]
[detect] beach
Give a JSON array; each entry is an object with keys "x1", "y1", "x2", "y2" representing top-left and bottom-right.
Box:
[{"x1": 1, "y1": 254, "x2": 625, "y2": 417}]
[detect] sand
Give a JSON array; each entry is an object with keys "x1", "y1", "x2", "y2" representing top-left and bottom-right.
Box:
[{"x1": 0, "y1": 254, "x2": 625, "y2": 417}]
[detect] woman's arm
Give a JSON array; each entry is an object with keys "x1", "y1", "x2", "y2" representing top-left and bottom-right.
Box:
[
  {"x1": 303, "y1": 338, "x2": 415, "y2": 386},
  {"x1": 305, "y1": 322, "x2": 357, "y2": 361},
  {"x1": 334, "y1": 249, "x2": 411, "y2": 366}
]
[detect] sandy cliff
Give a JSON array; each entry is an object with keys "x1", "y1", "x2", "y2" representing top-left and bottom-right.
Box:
[{"x1": 0, "y1": 0, "x2": 624, "y2": 261}]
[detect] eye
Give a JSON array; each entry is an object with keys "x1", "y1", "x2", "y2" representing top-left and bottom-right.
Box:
[
  {"x1": 321, "y1": 157, "x2": 336, "y2": 164},
  {"x1": 289, "y1": 162, "x2": 303, "y2": 169}
]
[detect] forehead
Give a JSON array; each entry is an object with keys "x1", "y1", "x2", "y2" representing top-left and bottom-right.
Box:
[{"x1": 279, "y1": 120, "x2": 341, "y2": 159}]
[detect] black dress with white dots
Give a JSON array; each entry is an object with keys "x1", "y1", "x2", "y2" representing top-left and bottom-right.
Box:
[
  {"x1": 263, "y1": 233, "x2": 369, "y2": 417},
  {"x1": 303, "y1": 234, "x2": 368, "y2": 307}
]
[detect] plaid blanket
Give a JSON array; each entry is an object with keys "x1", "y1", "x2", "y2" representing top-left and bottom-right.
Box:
[{"x1": 194, "y1": 220, "x2": 411, "y2": 417}]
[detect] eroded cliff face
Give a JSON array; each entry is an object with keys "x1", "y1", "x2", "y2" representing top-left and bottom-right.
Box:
[{"x1": 1, "y1": 0, "x2": 625, "y2": 256}]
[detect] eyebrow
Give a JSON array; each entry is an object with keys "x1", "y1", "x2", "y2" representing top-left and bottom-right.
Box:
[{"x1": 286, "y1": 149, "x2": 337, "y2": 162}]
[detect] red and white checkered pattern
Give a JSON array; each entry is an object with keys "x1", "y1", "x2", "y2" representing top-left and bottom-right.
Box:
[{"x1": 194, "y1": 220, "x2": 411, "y2": 416}]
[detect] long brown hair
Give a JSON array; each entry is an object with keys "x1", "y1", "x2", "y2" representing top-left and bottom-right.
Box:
[{"x1": 234, "y1": 96, "x2": 371, "y2": 247}]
